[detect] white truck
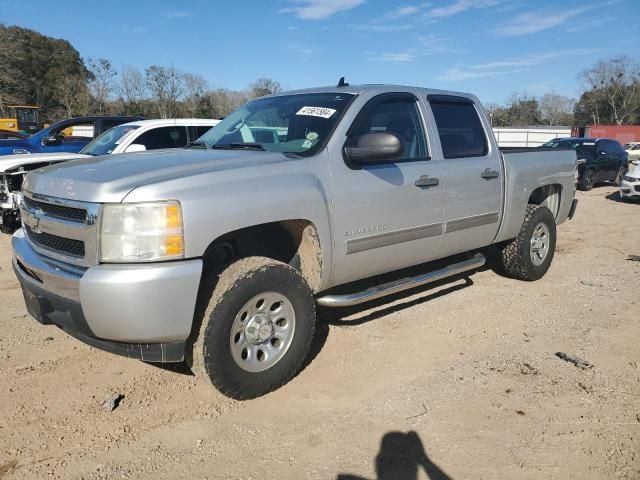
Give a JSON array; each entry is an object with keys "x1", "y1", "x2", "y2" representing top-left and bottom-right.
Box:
[{"x1": 13, "y1": 83, "x2": 578, "y2": 399}]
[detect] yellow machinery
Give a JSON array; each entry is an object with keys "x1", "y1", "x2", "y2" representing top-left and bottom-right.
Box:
[{"x1": 0, "y1": 106, "x2": 40, "y2": 134}]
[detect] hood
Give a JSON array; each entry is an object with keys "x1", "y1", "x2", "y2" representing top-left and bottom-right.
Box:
[
  {"x1": 23, "y1": 148, "x2": 291, "y2": 203},
  {"x1": 0, "y1": 152, "x2": 89, "y2": 173}
]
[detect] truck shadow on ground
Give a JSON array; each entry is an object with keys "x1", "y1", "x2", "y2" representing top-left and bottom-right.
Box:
[{"x1": 337, "y1": 430, "x2": 453, "y2": 480}]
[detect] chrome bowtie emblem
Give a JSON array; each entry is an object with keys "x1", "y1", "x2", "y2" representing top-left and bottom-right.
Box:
[{"x1": 23, "y1": 208, "x2": 43, "y2": 233}]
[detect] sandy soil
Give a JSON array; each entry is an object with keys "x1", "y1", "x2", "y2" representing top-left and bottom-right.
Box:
[{"x1": 0, "y1": 185, "x2": 638, "y2": 480}]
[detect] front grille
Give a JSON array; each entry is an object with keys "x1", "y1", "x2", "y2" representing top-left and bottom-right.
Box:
[
  {"x1": 635, "y1": 185, "x2": 640, "y2": 192},
  {"x1": 23, "y1": 195, "x2": 87, "y2": 223},
  {"x1": 25, "y1": 226, "x2": 85, "y2": 258}
]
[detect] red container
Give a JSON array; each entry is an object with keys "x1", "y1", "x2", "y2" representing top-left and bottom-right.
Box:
[{"x1": 582, "y1": 125, "x2": 640, "y2": 144}]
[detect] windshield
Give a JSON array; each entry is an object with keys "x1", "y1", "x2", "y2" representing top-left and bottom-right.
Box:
[
  {"x1": 80, "y1": 125, "x2": 140, "y2": 156},
  {"x1": 197, "y1": 93, "x2": 355, "y2": 155}
]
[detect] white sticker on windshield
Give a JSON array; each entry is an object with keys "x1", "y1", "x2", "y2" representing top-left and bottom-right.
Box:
[
  {"x1": 583, "y1": 142, "x2": 595, "y2": 145},
  {"x1": 296, "y1": 106, "x2": 336, "y2": 119}
]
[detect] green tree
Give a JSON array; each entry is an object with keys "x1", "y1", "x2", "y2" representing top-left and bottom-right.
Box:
[{"x1": 1, "y1": 25, "x2": 88, "y2": 121}]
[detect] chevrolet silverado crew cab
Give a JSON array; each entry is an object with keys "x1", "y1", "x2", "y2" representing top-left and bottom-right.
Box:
[{"x1": 12, "y1": 84, "x2": 578, "y2": 400}]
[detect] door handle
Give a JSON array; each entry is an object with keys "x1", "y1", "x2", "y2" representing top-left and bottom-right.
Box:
[
  {"x1": 481, "y1": 168, "x2": 499, "y2": 180},
  {"x1": 415, "y1": 175, "x2": 439, "y2": 188}
]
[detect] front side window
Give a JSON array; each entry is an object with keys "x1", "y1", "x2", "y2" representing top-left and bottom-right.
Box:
[
  {"x1": 81, "y1": 125, "x2": 140, "y2": 156},
  {"x1": 429, "y1": 99, "x2": 488, "y2": 159},
  {"x1": 136, "y1": 126, "x2": 189, "y2": 150},
  {"x1": 598, "y1": 141, "x2": 613, "y2": 154},
  {"x1": 198, "y1": 93, "x2": 355, "y2": 156},
  {"x1": 347, "y1": 95, "x2": 428, "y2": 161},
  {"x1": 56, "y1": 122, "x2": 95, "y2": 140}
]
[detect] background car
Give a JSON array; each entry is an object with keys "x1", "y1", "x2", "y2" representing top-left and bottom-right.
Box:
[
  {"x1": 79, "y1": 118, "x2": 220, "y2": 156},
  {"x1": 543, "y1": 137, "x2": 629, "y2": 191},
  {"x1": 620, "y1": 167, "x2": 640, "y2": 201},
  {"x1": 0, "y1": 116, "x2": 142, "y2": 155},
  {"x1": 624, "y1": 142, "x2": 640, "y2": 166}
]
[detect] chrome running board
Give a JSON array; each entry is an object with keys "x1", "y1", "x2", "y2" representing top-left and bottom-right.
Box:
[{"x1": 316, "y1": 253, "x2": 485, "y2": 308}]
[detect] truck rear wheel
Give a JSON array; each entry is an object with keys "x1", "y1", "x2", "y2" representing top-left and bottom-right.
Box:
[
  {"x1": 187, "y1": 257, "x2": 316, "y2": 400},
  {"x1": 499, "y1": 205, "x2": 556, "y2": 281}
]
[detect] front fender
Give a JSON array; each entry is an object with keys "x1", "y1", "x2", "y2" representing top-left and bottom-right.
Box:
[{"x1": 123, "y1": 154, "x2": 334, "y2": 289}]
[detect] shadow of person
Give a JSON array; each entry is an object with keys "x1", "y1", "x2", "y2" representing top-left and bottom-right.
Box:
[{"x1": 337, "y1": 431, "x2": 452, "y2": 480}]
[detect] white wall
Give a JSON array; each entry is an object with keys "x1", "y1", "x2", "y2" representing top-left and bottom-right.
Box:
[{"x1": 493, "y1": 127, "x2": 571, "y2": 147}]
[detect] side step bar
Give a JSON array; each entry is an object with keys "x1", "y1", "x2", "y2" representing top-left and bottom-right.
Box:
[{"x1": 316, "y1": 253, "x2": 485, "y2": 308}]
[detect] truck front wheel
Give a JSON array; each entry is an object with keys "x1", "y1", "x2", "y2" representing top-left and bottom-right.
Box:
[
  {"x1": 187, "y1": 257, "x2": 316, "y2": 400},
  {"x1": 499, "y1": 205, "x2": 556, "y2": 281}
]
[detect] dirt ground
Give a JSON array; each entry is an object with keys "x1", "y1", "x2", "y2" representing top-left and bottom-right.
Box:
[{"x1": 0, "y1": 185, "x2": 638, "y2": 480}]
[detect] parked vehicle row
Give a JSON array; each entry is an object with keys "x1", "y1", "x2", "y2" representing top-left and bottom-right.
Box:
[
  {"x1": 0, "y1": 119, "x2": 220, "y2": 232},
  {"x1": 11, "y1": 83, "x2": 578, "y2": 400},
  {"x1": 0, "y1": 116, "x2": 142, "y2": 156},
  {"x1": 542, "y1": 137, "x2": 629, "y2": 191}
]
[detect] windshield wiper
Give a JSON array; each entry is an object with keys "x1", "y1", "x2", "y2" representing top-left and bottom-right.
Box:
[
  {"x1": 211, "y1": 142, "x2": 266, "y2": 151},
  {"x1": 186, "y1": 141, "x2": 209, "y2": 149}
]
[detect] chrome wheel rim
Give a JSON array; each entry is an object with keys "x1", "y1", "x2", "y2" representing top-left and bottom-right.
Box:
[
  {"x1": 530, "y1": 222, "x2": 550, "y2": 266},
  {"x1": 230, "y1": 292, "x2": 296, "y2": 373}
]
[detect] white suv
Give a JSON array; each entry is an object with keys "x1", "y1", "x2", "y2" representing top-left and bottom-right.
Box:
[{"x1": 80, "y1": 118, "x2": 220, "y2": 155}]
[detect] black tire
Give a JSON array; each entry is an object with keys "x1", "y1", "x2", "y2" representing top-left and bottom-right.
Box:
[
  {"x1": 578, "y1": 168, "x2": 595, "y2": 191},
  {"x1": 499, "y1": 205, "x2": 556, "y2": 281},
  {"x1": 187, "y1": 257, "x2": 316, "y2": 400},
  {"x1": 612, "y1": 166, "x2": 626, "y2": 186}
]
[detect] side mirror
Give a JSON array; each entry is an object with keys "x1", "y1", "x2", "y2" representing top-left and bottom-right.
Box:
[
  {"x1": 344, "y1": 132, "x2": 403, "y2": 164},
  {"x1": 124, "y1": 143, "x2": 146, "y2": 153},
  {"x1": 42, "y1": 134, "x2": 62, "y2": 147}
]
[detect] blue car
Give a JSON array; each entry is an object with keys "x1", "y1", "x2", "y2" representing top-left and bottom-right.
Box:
[{"x1": 0, "y1": 116, "x2": 142, "y2": 156}]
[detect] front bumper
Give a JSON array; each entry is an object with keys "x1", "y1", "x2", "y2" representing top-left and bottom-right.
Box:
[
  {"x1": 12, "y1": 229, "x2": 203, "y2": 362},
  {"x1": 620, "y1": 180, "x2": 640, "y2": 199}
]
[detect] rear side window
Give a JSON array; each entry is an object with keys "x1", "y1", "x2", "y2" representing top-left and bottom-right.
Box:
[
  {"x1": 136, "y1": 126, "x2": 188, "y2": 150},
  {"x1": 429, "y1": 98, "x2": 488, "y2": 159}
]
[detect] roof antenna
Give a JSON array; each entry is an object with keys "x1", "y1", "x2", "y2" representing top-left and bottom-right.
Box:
[{"x1": 337, "y1": 76, "x2": 349, "y2": 87}]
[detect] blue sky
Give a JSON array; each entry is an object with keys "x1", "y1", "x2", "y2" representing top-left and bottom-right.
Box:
[{"x1": 1, "y1": 0, "x2": 638, "y2": 104}]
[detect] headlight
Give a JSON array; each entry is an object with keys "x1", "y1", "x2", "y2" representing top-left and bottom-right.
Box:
[
  {"x1": 100, "y1": 201, "x2": 184, "y2": 262},
  {"x1": 623, "y1": 175, "x2": 636, "y2": 182}
]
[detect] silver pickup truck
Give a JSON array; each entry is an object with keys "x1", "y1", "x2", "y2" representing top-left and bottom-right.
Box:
[{"x1": 12, "y1": 84, "x2": 578, "y2": 399}]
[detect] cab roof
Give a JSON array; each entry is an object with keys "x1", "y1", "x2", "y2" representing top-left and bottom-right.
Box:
[
  {"x1": 119, "y1": 118, "x2": 221, "y2": 128},
  {"x1": 268, "y1": 84, "x2": 479, "y2": 102}
]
